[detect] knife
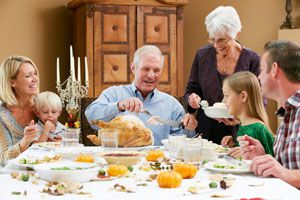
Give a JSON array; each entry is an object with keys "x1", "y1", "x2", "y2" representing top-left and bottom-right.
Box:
[
  {"x1": 156, "y1": 118, "x2": 184, "y2": 128},
  {"x1": 224, "y1": 155, "x2": 251, "y2": 168}
]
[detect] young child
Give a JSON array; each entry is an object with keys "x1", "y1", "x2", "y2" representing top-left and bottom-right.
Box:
[
  {"x1": 221, "y1": 71, "x2": 274, "y2": 158},
  {"x1": 34, "y1": 91, "x2": 66, "y2": 142}
]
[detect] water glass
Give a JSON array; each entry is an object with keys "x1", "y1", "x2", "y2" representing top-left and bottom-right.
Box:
[
  {"x1": 183, "y1": 139, "x2": 202, "y2": 162},
  {"x1": 168, "y1": 134, "x2": 186, "y2": 158},
  {"x1": 99, "y1": 129, "x2": 118, "y2": 148},
  {"x1": 62, "y1": 129, "x2": 80, "y2": 147}
]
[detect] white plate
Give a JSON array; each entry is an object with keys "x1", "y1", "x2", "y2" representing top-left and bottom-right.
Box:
[
  {"x1": 31, "y1": 142, "x2": 83, "y2": 150},
  {"x1": 204, "y1": 159, "x2": 251, "y2": 174},
  {"x1": 203, "y1": 107, "x2": 233, "y2": 119},
  {"x1": 34, "y1": 161, "x2": 100, "y2": 183},
  {"x1": 54, "y1": 146, "x2": 103, "y2": 159},
  {"x1": 7, "y1": 154, "x2": 63, "y2": 169},
  {"x1": 103, "y1": 145, "x2": 154, "y2": 151}
]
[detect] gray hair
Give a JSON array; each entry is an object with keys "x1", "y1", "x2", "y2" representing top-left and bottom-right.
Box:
[
  {"x1": 264, "y1": 40, "x2": 300, "y2": 83},
  {"x1": 133, "y1": 45, "x2": 164, "y2": 68},
  {"x1": 205, "y1": 6, "x2": 241, "y2": 39},
  {"x1": 34, "y1": 91, "x2": 62, "y2": 111}
]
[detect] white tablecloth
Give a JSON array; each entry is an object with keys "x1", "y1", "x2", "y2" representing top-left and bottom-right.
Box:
[{"x1": 0, "y1": 147, "x2": 299, "y2": 200}]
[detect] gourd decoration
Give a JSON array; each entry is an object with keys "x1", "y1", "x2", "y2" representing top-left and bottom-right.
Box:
[
  {"x1": 173, "y1": 163, "x2": 198, "y2": 179},
  {"x1": 146, "y1": 149, "x2": 164, "y2": 162},
  {"x1": 75, "y1": 154, "x2": 94, "y2": 163},
  {"x1": 157, "y1": 171, "x2": 182, "y2": 188},
  {"x1": 107, "y1": 164, "x2": 129, "y2": 177}
]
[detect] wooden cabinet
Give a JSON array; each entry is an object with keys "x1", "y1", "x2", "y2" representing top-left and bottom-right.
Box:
[{"x1": 68, "y1": 0, "x2": 188, "y2": 97}]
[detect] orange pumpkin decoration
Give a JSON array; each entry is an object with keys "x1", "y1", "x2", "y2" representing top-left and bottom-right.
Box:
[
  {"x1": 107, "y1": 164, "x2": 129, "y2": 177},
  {"x1": 146, "y1": 150, "x2": 164, "y2": 162},
  {"x1": 173, "y1": 163, "x2": 197, "y2": 179},
  {"x1": 75, "y1": 154, "x2": 94, "y2": 163},
  {"x1": 157, "y1": 171, "x2": 182, "y2": 188}
]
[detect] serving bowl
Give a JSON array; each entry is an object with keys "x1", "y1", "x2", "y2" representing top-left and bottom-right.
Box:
[
  {"x1": 34, "y1": 161, "x2": 100, "y2": 183},
  {"x1": 203, "y1": 107, "x2": 233, "y2": 119},
  {"x1": 98, "y1": 151, "x2": 144, "y2": 166}
]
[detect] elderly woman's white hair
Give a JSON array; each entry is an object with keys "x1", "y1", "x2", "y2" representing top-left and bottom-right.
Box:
[
  {"x1": 205, "y1": 6, "x2": 242, "y2": 39},
  {"x1": 132, "y1": 45, "x2": 164, "y2": 69}
]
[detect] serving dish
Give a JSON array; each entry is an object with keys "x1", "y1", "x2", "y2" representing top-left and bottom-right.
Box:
[{"x1": 34, "y1": 161, "x2": 100, "y2": 183}]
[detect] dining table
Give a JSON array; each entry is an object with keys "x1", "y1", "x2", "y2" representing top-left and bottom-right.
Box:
[{"x1": 0, "y1": 144, "x2": 299, "y2": 200}]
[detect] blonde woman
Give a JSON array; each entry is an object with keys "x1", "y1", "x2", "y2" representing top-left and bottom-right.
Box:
[
  {"x1": 221, "y1": 71, "x2": 274, "y2": 158},
  {"x1": 0, "y1": 55, "x2": 39, "y2": 166}
]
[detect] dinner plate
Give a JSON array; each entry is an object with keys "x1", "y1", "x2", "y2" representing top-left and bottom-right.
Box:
[
  {"x1": 204, "y1": 159, "x2": 251, "y2": 174},
  {"x1": 103, "y1": 145, "x2": 154, "y2": 152},
  {"x1": 54, "y1": 146, "x2": 103, "y2": 159},
  {"x1": 203, "y1": 107, "x2": 234, "y2": 119},
  {"x1": 7, "y1": 154, "x2": 63, "y2": 169},
  {"x1": 31, "y1": 142, "x2": 83, "y2": 150}
]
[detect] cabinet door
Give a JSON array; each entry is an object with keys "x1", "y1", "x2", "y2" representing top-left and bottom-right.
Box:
[
  {"x1": 93, "y1": 5, "x2": 136, "y2": 96},
  {"x1": 137, "y1": 6, "x2": 178, "y2": 96}
]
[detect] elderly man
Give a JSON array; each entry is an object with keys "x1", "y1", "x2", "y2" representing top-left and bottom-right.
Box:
[
  {"x1": 239, "y1": 40, "x2": 300, "y2": 188},
  {"x1": 85, "y1": 45, "x2": 198, "y2": 145}
]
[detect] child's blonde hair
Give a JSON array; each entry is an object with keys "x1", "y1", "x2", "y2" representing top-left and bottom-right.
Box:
[
  {"x1": 34, "y1": 91, "x2": 62, "y2": 111},
  {"x1": 223, "y1": 71, "x2": 270, "y2": 129}
]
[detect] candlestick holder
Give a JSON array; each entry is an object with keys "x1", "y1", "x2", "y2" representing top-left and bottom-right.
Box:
[{"x1": 56, "y1": 76, "x2": 88, "y2": 128}]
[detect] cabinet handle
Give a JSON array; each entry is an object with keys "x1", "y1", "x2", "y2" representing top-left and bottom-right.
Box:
[
  {"x1": 154, "y1": 26, "x2": 160, "y2": 32},
  {"x1": 112, "y1": 25, "x2": 118, "y2": 31},
  {"x1": 112, "y1": 65, "x2": 119, "y2": 71}
]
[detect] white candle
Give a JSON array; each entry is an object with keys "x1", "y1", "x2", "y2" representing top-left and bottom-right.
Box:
[
  {"x1": 85, "y1": 56, "x2": 89, "y2": 85},
  {"x1": 56, "y1": 57, "x2": 60, "y2": 83},
  {"x1": 70, "y1": 45, "x2": 76, "y2": 81},
  {"x1": 77, "y1": 57, "x2": 81, "y2": 82}
]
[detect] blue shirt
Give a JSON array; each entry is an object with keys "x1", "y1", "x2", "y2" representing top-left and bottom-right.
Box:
[{"x1": 85, "y1": 83, "x2": 194, "y2": 145}]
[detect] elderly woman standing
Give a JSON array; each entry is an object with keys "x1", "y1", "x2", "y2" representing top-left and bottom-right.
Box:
[
  {"x1": 185, "y1": 6, "x2": 261, "y2": 144},
  {"x1": 0, "y1": 56, "x2": 39, "y2": 166}
]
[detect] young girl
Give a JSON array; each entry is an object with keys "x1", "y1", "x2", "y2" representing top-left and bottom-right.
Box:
[
  {"x1": 221, "y1": 71, "x2": 274, "y2": 158},
  {"x1": 34, "y1": 91, "x2": 65, "y2": 142}
]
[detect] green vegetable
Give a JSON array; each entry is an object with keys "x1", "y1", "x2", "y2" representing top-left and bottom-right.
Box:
[
  {"x1": 202, "y1": 159, "x2": 209, "y2": 165},
  {"x1": 209, "y1": 182, "x2": 218, "y2": 188},
  {"x1": 18, "y1": 159, "x2": 27, "y2": 164},
  {"x1": 98, "y1": 169, "x2": 106, "y2": 176},
  {"x1": 51, "y1": 167, "x2": 71, "y2": 170},
  {"x1": 11, "y1": 191, "x2": 21, "y2": 195},
  {"x1": 21, "y1": 174, "x2": 30, "y2": 182},
  {"x1": 127, "y1": 165, "x2": 134, "y2": 172}
]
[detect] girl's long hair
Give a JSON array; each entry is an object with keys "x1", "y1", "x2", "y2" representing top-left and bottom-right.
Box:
[{"x1": 223, "y1": 71, "x2": 271, "y2": 131}]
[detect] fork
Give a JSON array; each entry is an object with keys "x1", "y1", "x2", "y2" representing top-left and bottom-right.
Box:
[{"x1": 140, "y1": 109, "x2": 153, "y2": 117}]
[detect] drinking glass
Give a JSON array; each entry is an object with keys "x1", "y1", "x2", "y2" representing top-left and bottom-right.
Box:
[
  {"x1": 62, "y1": 128, "x2": 80, "y2": 147},
  {"x1": 168, "y1": 134, "x2": 186, "y2": 158},
  {"x1": 99, "y1": 129, "x2": 118, "y2": 148},
  {"x1": 183, "y1": 139, "x2": 202, "y2": 162}
]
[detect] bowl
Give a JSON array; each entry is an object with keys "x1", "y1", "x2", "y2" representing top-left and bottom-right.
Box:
[
  {"x1": 98, "y1": 151, "x2": 144, "y2": 166},
  {"x1": 203, "y1": 107, "x2": 234, "y2": 119},
  {"x1": 54, "y1": 146, "x2": 103, "y2": 160},
  {"x1": 34, "y1": 161, "x2": 100, "y2": 183}
]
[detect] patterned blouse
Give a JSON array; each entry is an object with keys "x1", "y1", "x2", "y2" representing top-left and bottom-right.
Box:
[
  {"x1": 0, "y1": 104, "x2": 24, "y2": 166},
  {"x1": 185, "y1": 44, "x2": 261, "y2": 144},
  {"x1": 274, "y1": 89, "x2": 300, "y2": 169}
]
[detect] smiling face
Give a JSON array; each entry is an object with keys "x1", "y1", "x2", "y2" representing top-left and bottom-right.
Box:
[
  {"x1": 208, "y1": 33, "x2": 235, "y2": 57},
  {"x1": 131, "y1": 53, "x2": 163, "y2": 98},
  {"x1": 222, "y1": 82, "x2": 244, "y2": 116},
  {"x1": 11, "y1": 62, "x2": 39, "y2": 98},
  {"x1": 37, "y1": 106, "x2": 61, "y2": 124},
  {"x1": 258, "y1": 52, "x2": 275, "y2": 100}
]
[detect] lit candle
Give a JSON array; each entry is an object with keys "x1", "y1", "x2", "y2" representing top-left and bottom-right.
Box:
[
  {"x1": 85, "y1": 56, "x2": 89, "y2": 85},
  {"x1": 77, "y1": 57, "x2": 81, "y2": 82},
  {"x1": 56, "y1": 57, "x2": 60, "y2": 83}
]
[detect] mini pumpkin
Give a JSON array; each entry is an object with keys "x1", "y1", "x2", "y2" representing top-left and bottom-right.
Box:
[
  {"x1": 146, "y1": 150, "x2": 164, "y2": 162},
  {"x1": 157, "y1": 171, "x2": 182, "y2": 188},
  {"x1": 107, "y1": 164, "x2": 129, "y2": 177},
  {"x1": 75, "y1": 154, "x2": 94, "y2": 163},
  {"x1": 173, "y1": 163, "x2": 197, "y2": 179}
]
